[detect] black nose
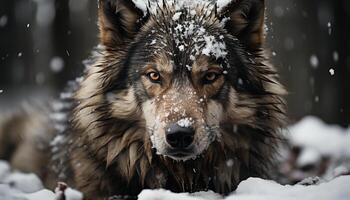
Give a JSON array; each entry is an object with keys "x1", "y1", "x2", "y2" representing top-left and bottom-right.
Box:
[{"x1": 166, "y1": 123, "x2": 194, "y2": 149}]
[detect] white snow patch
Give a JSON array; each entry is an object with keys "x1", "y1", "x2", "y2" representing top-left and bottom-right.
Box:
[
  {"x1": 179, "y1": 45, "x2": 185, "y2": 51},
  {"x1": 231, "y1": 176, "x2": 350, "y2": 200},
  {"x1": 285, "y1": 116, "x2": 350, "y2": 181},
  {"x1": 288, "y1": 116, "x2": 350, "y2": 158},
  {"x1": 0, "y1": 160, "x2": 83, "y2": 200},
  {"x1": 150, "y1": 39, "x2": 157, "y2": 45},
  {"x1": 172, "y1": 12, "x2": 182, "y2": 21},
  {"x1": 55, "y1": 187, "x2": 83, "y2": 200},
  {"x1": 177, "y1": 118, "x2": 193, "y2": 128},
  {"x1": 0, "y1": 161, "x2": 10, "y2": 180},
  {"x1": 24, "y1": 189, "x2": 56, "y2": 200},
  {"x1": 296, "y1": 148, "x2": 321, "y2": 167},
  {"x1": 202, "y1": 36, "x2": 227, "y2": 59},
  {"x1": 138, "y1": 176, "x2": 350, "y2": 200},
  {"x1": 64, "y1": 188, "x2": 84, "y2": 200},
  {"x1": 139, "y1": 189, "x2": 221, "y2": 200},
  {"x1": 3, "y1": 172, "x2": 44, "y2": 193},
  {"x1": 132, "y1": 0, "x2": 148, "y2": 13},
  {"x1": 216, "y1": 0, "x2": 231, "y2": 11}
]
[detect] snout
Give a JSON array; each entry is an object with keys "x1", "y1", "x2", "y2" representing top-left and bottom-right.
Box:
[{"x1": 165, "y1": 123, "x2": 194, "y2": 149}]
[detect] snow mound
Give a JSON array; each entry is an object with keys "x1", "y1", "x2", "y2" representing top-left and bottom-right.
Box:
[
  {"x1": 280, "y1": 116, "x2": 350, "y2": 182},
  {"x1": 139, "y1": 176, "x2": 350, "y2": 200},
  {"x1": 3, "y1": 172, "x2": 43, "y2": 193},
  {"x1": 0, "y1": 160, "x2": 83, "y2": 200},
  {"x1": 288, "y1": 116, "x2": 350, "y2": 158},
  {"x1": 139, "y1": 190, "x2": 221, "y2": 200},
  {"x1": 231, "y1": 176, "x2": 350, "y2": 200},
  {"x1": 0, "y1": 161, "x2": 10, "y2": 180}
]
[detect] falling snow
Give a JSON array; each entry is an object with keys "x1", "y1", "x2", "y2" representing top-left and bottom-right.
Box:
[
  {"x1": 310, "y1": 55, "x2": 319, "y2": 69},
  {"x1": 314, "y1": 96, "x2": 319, "y2": 103},
  {"x1": 333, "y1": 51, "x2": 339, "y2": 62},
  {"x1": 327, "y1": 22, "x2": 332, "y2": 35},
  {"x1": 50, "y1": 57, "x2": 65, "y2": 73},
  {"x1": 0, "y1": 15, "x2": 8, "y2": 27}
]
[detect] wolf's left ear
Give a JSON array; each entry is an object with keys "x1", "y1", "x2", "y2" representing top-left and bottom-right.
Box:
[
  {"x1": 98, "y1": 0, "x2": 146, "y2": 48},
  {"x1": 220, "y1": 0, "x2": 265, "y2": 51}
]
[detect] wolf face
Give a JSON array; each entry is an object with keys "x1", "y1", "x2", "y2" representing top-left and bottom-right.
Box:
[
  {"x1": 139, "y1": 56, "x2": 225, "y2": 161},
  {"x1": 129, "y1": 9, "x2": 231, "y2": 161}
]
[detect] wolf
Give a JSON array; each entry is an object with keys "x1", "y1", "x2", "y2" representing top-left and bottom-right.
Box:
[{"x1": 0, "y1": 0, "x2": 286, "y2": 199}]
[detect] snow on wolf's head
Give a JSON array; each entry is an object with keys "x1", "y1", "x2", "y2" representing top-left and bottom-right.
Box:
[{"x1": 81, "y1": 0, "x2": 285, "y2": 166}]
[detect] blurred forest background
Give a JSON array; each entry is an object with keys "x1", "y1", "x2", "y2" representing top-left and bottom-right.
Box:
[{"x1": 0, "y1": 0, "x2": 349, "y2": 126}]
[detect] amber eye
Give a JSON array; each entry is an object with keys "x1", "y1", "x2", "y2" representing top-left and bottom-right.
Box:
[
  {"x1": 204, "y1": 72, "x2": 220, "y2": 84},
  {"x1": 147, "y1": 71, "x2": 161, "y2": 82}
]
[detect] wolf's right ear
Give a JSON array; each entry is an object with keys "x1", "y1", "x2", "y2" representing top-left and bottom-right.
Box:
[
  {"x1": 219, "y1": 0, "x2": 265, "y2": 51},
  {"x1": 98, "y1": 0, "x2": 146, "y2": 48}
]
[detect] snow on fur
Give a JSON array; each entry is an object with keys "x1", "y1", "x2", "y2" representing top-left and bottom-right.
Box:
[
  {"x1": 132, "y1": 0, "x2": 232, "y2": 14},
  {"x1": 134, "y1": 0, "x2": 230, "y2": 67}
]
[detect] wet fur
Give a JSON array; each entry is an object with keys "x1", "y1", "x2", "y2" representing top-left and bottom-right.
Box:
[
  {"x1": 60, "y1": 1, "x2": 286, "y2": 199},
  {"x1": 0, "y1": 1, "x2": 286, "y2": 199}
]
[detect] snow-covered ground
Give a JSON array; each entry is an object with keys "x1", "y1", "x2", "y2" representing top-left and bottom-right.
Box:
[
  {"x1": 1, "y1": 116, "x2": 350, "y2": 200},
  {"x1": 0, "y1": 161, "x2": 82, "y2": 200},
  {"x1": 279, "y1": 116, "x2": 350, "y2": 183},
  {"x1": 139, "y1": 176, "x2": 350, "y2": 200}
]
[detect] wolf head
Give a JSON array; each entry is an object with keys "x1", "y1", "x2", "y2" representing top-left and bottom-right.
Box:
[{"x1": 74, "y1": 0, "x2": 285, "y2": 173}]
